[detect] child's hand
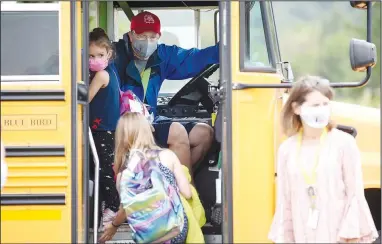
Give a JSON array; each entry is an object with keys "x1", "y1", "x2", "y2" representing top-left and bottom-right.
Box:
[{"x1": 99, "y1": 223, "x2": 118, "y2": 243}]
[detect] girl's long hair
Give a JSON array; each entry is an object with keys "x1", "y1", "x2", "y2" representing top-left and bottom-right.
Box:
[{"x1": 114, "y1": 112, "x2": 159, "y2": 175}]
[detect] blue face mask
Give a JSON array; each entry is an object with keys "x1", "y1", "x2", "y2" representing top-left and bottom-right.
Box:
[{"x1": 131, "y1": 36, "x2": 158, "y2": 60}]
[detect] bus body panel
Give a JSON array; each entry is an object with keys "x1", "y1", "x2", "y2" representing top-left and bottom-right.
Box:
[
  {"x1": 229, "y1": 1, "x2": 380, "y2": 242},
  {"x1": 0, "y1": 2, "x2": 83, "y2": 243},
  {"x1": 230, "y1": 2, "x2": 282, "y2": 242},
  {"x1": 330, "y1": 101, "x2": 380, "y2": 189},
  {"x1": 75, "y1": 1, "x2": 85, "y2": 241}
]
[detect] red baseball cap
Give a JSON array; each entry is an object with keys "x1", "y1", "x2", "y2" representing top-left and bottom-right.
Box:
[{"x1": 130, "y1": 11, "x2": 161, "y2": 35}]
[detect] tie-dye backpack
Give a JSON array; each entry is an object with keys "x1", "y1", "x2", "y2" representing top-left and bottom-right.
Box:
[{"x1": 119, "y1": 149, "x2": 185, "y2": 243}]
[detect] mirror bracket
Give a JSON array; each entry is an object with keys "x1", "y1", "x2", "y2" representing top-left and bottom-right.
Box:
[
  {"x1": 277, "y1": 62, "x2": 294, "y2": 83},
  {"x1": 350, "y1": 1, "x2": 372, "y2": 10}
]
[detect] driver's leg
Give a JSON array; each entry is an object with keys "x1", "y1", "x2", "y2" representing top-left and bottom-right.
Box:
[
  {"x1": 188, "y1": 123, "x2": 214, "y2": 168},
  {"x1": 153, "y1": 121, "x2": 192, "y2": 170},
  {"x1": 167, "y1": 122, "x2": 192, "y2": 170}
]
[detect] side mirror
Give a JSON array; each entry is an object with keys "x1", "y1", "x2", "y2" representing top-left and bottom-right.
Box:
[
  {"x1": 350, "y1": 1, "x2": 374, "y2": 9},
  {"x1": 349, "y1": 38, "x2": 377, "y2": 72}
]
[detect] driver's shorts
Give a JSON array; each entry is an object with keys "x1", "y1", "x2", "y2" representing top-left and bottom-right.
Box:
[{"x1": 152, "y1": 116, "x2": 197, "y2": 148}]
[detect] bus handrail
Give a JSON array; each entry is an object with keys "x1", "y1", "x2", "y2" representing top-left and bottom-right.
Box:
[{"x1": 88, "y1": 128, "x2": 100, "y2": 244}]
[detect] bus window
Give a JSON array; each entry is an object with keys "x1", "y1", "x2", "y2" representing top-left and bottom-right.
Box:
[
  {"x1": 115, "y1": 9, "x2": 139, "y2": 40},
  {"x1": 200, "y1": 9, "x2": 220, "y2": 85},
  {"x1": 89, "y1": 1, "x2": 99, "y2": 31},
  {"x1": 1, "y1": 3, "x2": 59, "y2": 81},
  {"x1": 243, "y1": 1, "x2": 271, "y2": 68},
  {"x1": 149, "y1": 9, "x2": 196, "y2": 95}
]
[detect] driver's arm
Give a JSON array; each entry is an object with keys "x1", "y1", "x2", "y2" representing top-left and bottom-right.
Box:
[{"x1": 163, "y1": 42, "x2": 219, "y2": 80}]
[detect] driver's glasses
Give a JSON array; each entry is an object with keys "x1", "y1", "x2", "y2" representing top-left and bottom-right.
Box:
[{"x1": 133, "y1": 31, "x2": 159, "y2": 41}]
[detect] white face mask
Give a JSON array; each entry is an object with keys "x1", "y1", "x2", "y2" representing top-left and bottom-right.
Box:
[{"x1": 299, "y1": 104, "x2": 331, "y2": 129}]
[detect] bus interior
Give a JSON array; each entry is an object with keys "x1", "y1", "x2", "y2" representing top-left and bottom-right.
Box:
[{"x1": 87, "y1": 1, "x2": 224, "y2": 242}]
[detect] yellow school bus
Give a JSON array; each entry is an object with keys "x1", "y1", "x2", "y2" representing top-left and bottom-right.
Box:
[
  {"x1": 0, "y1": 1, "x2": 379, "y2": 243},
  {"x1": 0, "y1": 1, "x2": 86, "y2": 243}
]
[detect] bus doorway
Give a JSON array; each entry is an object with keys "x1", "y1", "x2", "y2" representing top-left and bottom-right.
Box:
[
  {"x1": 87, "y1": 1, "x2": 226, "y2": 243},
  {"x1": 0, "y1": 1, "x2": 87, "y2": 243}
]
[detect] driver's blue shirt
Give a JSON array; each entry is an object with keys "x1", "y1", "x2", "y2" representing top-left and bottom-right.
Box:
[{"x1": 112, "y1": 38, "x2": 219, "y2": 117}]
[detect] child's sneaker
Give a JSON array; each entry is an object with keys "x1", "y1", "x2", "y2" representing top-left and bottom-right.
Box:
[{"x1": 102, "y1": 208, "x2": 117, "y2": 227}]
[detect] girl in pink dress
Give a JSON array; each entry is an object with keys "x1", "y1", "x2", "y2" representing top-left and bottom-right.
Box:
[{"x1": 268, "y1": 76, "x2": 378, "y2": 243}]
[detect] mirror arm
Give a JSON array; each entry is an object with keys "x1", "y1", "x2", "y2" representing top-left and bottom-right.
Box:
[
  {"x1": 330, "y1": 66, "x2": 371, "y2": 88},
  {"x1": 331, "y1": 1, "x2": 373, "y2": 88},
  {"x1": 366, "y1": 1, "x2": 372, "y2": 42}
]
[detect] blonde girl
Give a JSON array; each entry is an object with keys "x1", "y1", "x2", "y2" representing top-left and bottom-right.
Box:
[
  {"x1": 99, "y1": 112, "x2": 191, "y2": 243},
  {"x1": 268, "y1": 75, "x2": 378, "y2": 243}
]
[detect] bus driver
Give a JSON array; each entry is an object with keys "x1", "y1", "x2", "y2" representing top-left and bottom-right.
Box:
[{"x1": 113, "y1": 11, "x2": 219, "y2": 179}]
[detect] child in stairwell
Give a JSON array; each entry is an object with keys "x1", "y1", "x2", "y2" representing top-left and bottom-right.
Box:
[
  {"x1": 88, "y1": 27, "x2": 121, "y2": 225},
  {"x1": 99, "y1": 112, "x2": 192, "y2": 243}
]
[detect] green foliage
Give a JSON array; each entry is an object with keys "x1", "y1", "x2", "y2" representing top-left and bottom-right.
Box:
[
  {"x1": 89, "y1": 1, "x2": 98, "y2": 31},
  {"x1": 273, "y1": 2, "x2": 381, "y2": 108}
]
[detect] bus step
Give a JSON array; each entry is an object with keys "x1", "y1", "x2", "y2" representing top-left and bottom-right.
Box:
[
  {"x1": 204, "y1": 234, "x2": 222, "y2": 243},
  {"x1": 105, "y1": 241, "x2": 134, "y2": 244},
  {"x1": 89, "y1": 224, "x2": 223, "y2": 243},
  {"x1": 89, "y1": 224, "x2": 133, "y2": 243}
]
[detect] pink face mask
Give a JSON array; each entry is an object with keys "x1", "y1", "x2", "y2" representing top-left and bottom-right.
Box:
[{"x1": 89, "y1": 57, "x2": 108, "y2": 72}]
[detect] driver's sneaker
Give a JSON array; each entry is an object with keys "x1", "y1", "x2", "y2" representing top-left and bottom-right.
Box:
[{"x1": 102, "y1": 208, "x2": 117, "y2": 227}]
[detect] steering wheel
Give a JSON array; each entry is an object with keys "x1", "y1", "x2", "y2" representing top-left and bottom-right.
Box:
[
  {"x1": 167, "y1": 64, "x2": 220, "y2": 112},
  {"x1": 199, "y1": 63, "x2": 220, "y2": 80}
]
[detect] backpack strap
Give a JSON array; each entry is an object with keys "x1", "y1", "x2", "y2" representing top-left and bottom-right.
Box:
[
  {"x1": 126, "y1": 149, "x2": 146, "y2": 171},
  {"x1": 144, "y1": 149, "x2": 162, "y2": 163},
  {"x1": 122, "y1": 149, "x2": 162, "y2": 173}
]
